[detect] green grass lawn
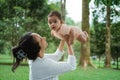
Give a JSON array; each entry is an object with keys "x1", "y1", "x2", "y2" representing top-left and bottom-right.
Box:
[
  {"x1": 0, "y1": 54, "x2": 120, "y2": 80},
  {"x1": 60, "y1": 67, "x2": 120, "y2": 80},
  {"x1": 0, "y1": 65, "x2": 29, "y2": 80},
  {"x1": 0, "y1": 65, "x2": 120, "y2": 80}
]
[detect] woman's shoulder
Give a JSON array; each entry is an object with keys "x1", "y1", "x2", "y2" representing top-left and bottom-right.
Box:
[
  {"x1": 28, "y1": 57, "x2": 45, "y2": 64},
  {"x1": 28, "y1": 57, "x2": 56, "y2": 68}
]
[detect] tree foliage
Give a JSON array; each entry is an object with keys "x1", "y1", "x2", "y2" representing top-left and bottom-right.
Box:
[
  {"x1": 0, "y1": 0, "x2": 61, "y2": 54},
  {"x1": 111, "y1": 22, "x2": 120, "y2": 58}
]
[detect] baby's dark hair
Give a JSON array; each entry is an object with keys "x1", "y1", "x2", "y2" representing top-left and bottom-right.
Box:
[
  {"x1": 48, "y1": 11, "x2": 62, "y2": 20},
  {"x1": 12, "y1": 32, "x2": 40, "y2": 72}
]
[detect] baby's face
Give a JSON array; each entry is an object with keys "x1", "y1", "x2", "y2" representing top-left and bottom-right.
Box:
[{"x1": 48, "y1": 16, "x2": 61, "y2": 32}]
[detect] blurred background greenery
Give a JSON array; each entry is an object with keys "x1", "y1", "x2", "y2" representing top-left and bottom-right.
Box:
[{"x1": 0, "y1": 0, "x2": 120, "y2": 80}]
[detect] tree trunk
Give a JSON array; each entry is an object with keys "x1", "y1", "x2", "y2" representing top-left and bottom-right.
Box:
[
  {"x1": 104, "y1": 6, "x2": 111, "y2": 68},
  {"x1": 78, "y1": 0, "x2": 95, "y2": 68},
  {"x1": 61, "y1": 0, "x2": 66, "y2": 20},
  {"x1": 60, "y1": 0, "x2": 66, "y2": 61}
]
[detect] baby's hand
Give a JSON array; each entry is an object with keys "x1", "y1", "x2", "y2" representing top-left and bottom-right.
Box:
[
  {"x1": 83, "y1": 31, "x2": 88, "y2": 38},
  {"x1": 51, "y1": 31, "x2": 54, "y2": 36}
]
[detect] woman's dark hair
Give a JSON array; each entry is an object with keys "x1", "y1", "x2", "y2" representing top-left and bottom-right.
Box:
[
  {"x1": 48, "y1": 11, "x2": 62, "y2": 20},
  {"x1": 12, "y1": 32, "x2": 40, "y2": 72}
]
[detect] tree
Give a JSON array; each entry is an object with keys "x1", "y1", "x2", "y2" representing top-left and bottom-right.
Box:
[
  {"x1": 94, "y1": 0, "x2": 120, "y2": 68},
  {"x1": 111, "y1": 22, "x2": 120, "y2": 69},
  {"x1": 0, "y1": 0, "x2": 61, "y2": 54},
  {"x1": 78, "y1": 0, "x2": 95, "y2": 68},
  {"x1": 61, "y1": 0, "x2": 66, "y2": 20},
  {"x1": 90, "y1": 11, "x2": 106, "y2": 67}
]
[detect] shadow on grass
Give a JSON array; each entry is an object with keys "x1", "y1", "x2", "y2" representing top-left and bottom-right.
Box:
[{"x1": 0, "y1": 62, "x2": 28, "y2": 66}]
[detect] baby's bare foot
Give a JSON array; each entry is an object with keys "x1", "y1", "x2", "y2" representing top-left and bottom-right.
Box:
[
  {"x1": 83, "y1": 31, "x2": 88, "y2": 42},
  {"x1": 83, "y1": 31, "x2": 88, "y2": 38}
]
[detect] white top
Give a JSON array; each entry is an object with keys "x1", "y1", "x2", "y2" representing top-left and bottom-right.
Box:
[{"x1": 28, "y1": 49, "x2": 76, "y2": 80}]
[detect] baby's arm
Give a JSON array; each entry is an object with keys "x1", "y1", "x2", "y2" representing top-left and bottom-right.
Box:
[
  {"x1": 51, "y1": 30, "x2": 54, "y2": 36},
  {"x1": 51, "y1": 30, "x2": 65, "y2": 40},
  {"x1": 50, "y1": 24, "x2": 75, "y2": 44}
]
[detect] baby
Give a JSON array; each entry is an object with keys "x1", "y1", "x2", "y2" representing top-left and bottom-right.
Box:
[{"x1": 47, "y1": 11, "x2": 88, "y2": 45}]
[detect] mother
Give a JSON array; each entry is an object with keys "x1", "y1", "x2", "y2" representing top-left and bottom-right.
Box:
[{"x1": 12, "y1": 32, "x2": 76, "y2": 80}]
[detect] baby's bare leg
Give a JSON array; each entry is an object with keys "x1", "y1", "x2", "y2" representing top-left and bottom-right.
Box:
[
  {"x1": 68, "y1": 29, "x2": 74, "y2": 45},
  {"x1": 62, "y1": 29, "x2": 74, "y2": 45},
  {"x1": 77, "y1": 31, "x2": 88, "y2": 43}
]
